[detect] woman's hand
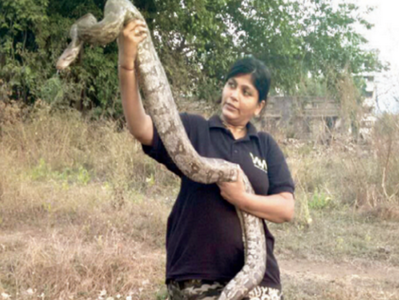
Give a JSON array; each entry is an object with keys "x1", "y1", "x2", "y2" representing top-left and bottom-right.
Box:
[
  {"x1": 117, "y1": 19, "x2": 147, "y2": 70},
  {"x1": 217, "y1": 168, "x2": 248, "y2": 208}
]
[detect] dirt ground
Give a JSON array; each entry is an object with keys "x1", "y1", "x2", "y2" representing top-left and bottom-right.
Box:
[
  {"x1": 280, "y1": 257, "x2": 399, "y2": 299},
  {"x1": 281, "y1": 257, "x2": 399, "y2": 283}
]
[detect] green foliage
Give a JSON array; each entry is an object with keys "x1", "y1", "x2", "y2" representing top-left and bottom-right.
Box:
[
  {"x1": 30, "y1": 158, "x2": 91, "y2": 186},
  {"x1": 295, "y1": 76, "x2": 329, "y2": 97},
  {"x1": 155, "y1": 286, "x2": 169, "y2": 300},
  {"x1": 1, "y1": 0, "x2": 381, "y2": 114},
  {"x1": 309, "y1": 188, "x2": 332, "y2": 210},
  {"x1": 0, "y1": 0, "x2": 49, "y2": 102},
  {"x1": 30, "y1": 158, "x2": 52, "y2": 181},
  {"x1": 0, "y1": 0, "x2": 119, "y2": 115},
  {"x1": 40, "y1": 76, "x2": 65, "y2": 105}
]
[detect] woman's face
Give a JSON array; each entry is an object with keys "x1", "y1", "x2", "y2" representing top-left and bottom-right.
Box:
[{"x1": 221, "y1": 73, "x2": 265, "y2": 126}]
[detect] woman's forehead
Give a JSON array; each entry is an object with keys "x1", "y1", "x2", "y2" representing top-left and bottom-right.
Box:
[{"x1": 230, "y1": 73, "x2": 257, "y2": 90}]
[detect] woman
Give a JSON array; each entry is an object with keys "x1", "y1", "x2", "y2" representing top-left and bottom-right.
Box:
[{"x1": 118, "y1": 20, "x2": 295, "y2": 300}]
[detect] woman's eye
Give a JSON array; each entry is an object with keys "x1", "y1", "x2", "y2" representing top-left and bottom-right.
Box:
[
  {"x1": 228, "y1": 81, "x2": 235, "y2": 87},
  {"x1": 244, "y1": 90, "x2": 252, "y2": 96}
]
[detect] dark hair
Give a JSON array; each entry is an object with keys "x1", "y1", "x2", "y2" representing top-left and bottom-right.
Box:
[{"x1": 225, "y1": 57, "x2": 271, "y2": 103}]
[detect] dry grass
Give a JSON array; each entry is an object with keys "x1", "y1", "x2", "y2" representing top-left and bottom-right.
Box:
[
  {"x1": 0, "y1": 103, "x2": 175, "y2": 299},
  {"x1": 283, "y1": 271, "x2": 399, "y2": 300},
  {"x1": 285, "y1": 117, "x2": 399, "y2": 227},
  {"x1": 1, "y1": 103, "x2": 399, "y2": 299},
  {"x1": 0, "y1": 228, "x2": 166, "y2": 299},
  {"x1": 273, "y1": 209, "x2": 399, "y2": 264}
]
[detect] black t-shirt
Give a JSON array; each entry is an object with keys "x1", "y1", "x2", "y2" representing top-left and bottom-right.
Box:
[{"x1": 142, "y1": 113, "x2": 295, "y2": 290}]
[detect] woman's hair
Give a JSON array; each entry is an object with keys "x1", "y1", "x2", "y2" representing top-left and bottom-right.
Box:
[{"x1": 225, "y1": 57, "x2": 271, "y2": 103}]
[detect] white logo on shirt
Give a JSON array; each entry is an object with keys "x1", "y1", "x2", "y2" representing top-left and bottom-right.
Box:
[{"x1": 249, "y1": 152, "x2": 268, "y2": 173}]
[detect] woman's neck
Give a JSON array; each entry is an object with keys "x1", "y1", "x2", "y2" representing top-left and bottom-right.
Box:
[{"x1": 220, "y1": 116, "x2": 247, "y2": 139}]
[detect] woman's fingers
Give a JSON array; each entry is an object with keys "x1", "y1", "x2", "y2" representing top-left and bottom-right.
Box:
[
  {"x1": 117, "y1": 19, "x2": 147, "y2": 65},
  {"x1": 122, "y1": 23, "x2": 147, "y2": 42},
  {"x1": 124, "y1": 19, "x2": 141, "y2": 30},
  {"x1": 124, "y1": 20, "x2": 146, "y2": 33},
  {"x1": 134, "y1": 27, "x2": 147, "y2": 37}
]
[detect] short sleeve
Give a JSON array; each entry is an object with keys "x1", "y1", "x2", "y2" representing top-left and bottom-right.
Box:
[
  {"x1": 142, "y1": 113, "x2": 191, "y2": 177},
  {"x1": 261, "y1": 133, "x2": 295, "y2": 195}
]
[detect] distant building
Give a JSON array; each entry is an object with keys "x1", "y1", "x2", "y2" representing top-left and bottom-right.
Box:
[
  {"x1": 359, "y1": 73, "x2": 378, "y2": 139},
  {"x1": 261, "y1": 75, "x2": 378, "y2": 141},
  {"x1": 262, "y1": 96, "x2": 339, "y2": 141}
]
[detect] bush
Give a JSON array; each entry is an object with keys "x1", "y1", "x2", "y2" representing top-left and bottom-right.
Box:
[{"x1": 287, "y1": 114, "x2": 399, "y2": 224}]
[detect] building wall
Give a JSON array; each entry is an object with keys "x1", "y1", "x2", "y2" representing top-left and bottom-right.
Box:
[{"x1": 262, "y1": 96, "x2": 340, "y2": 140}]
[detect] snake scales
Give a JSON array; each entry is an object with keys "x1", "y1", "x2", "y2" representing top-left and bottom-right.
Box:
[{"x1": 56, "y1": 0, "x2": 267, "y2": 299}]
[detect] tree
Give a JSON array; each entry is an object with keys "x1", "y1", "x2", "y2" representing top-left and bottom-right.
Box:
[
  {"x1": 0, "y1": 0, "x2": 50, "y2": 102},
  {"x1": 0, "y1": 0, "x2": 382, "y2": 115}
]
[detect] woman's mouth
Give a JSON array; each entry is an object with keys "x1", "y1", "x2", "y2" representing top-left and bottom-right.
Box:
[{"x1": 225, "y1": 103, "x2": 238, "y2": 111}]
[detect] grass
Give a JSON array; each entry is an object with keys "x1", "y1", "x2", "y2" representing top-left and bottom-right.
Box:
[
  {"x1": 0, "y1": 103, "x2": 176, "y2": 299},
  {"x1": 273, "y1": 210, "x2": 399, "y2": 264},
  {"x1": 283, "y1": 274, "x2": 399, "y2": 300},
  {"x1": 0, "y1": 103, "x2": 399, "y2": 299},
  {"x1": 0, "y1": 176, "x2": 170, "y2": 299}
]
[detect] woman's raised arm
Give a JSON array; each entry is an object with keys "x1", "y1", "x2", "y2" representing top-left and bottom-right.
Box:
[{"x1": 118, "y1": 20, "x2": 153, "y2": 146}]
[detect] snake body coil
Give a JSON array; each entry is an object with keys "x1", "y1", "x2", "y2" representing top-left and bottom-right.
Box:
[{"x1": 56, "y1": 1, "x2": 267, "y2": 298}]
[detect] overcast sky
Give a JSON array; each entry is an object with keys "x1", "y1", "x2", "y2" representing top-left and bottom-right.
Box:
[
  {"x1": 353, "y1": 0, "x2": 398, "y2": 66},
  {"x1": 351, "y1": 0, "x2": 399, "y2": 112}
]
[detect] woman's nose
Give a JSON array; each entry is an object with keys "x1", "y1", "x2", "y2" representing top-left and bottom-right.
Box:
[{"x1": 230, "y1": 88, "x2": 239, "y2": 101}]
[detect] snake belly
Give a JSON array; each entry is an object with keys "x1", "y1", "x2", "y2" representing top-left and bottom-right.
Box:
[{"x1": 56, "y1": 0, "x2": 267, "y2": 298}]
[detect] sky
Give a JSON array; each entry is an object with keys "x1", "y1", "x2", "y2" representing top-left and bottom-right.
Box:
[
  {"x1": 355, "y1": 0, "x2": 399, "y2": 67},
  {"x1": 351, "y1": 0, "x2": 399, "y2": 112}
]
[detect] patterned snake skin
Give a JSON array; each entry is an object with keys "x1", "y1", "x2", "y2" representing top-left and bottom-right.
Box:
[{"x1": 56, "y1": 1, "x2": 267, "y2": 298}]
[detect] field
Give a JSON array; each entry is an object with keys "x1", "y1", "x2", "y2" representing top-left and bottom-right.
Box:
[{"x1": 1, "y1": 103, "x2": 398, "y2": 299}]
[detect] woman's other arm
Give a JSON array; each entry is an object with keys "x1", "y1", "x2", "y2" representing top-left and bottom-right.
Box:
[{"x1": 217, "y1": 170, "x2": 295, "y2": 223}]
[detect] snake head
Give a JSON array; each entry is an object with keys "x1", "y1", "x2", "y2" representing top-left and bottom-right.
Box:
[
  {"x1": 56, "y1": 24, "x2": 83, "y2": 70},
  {"x1": 56, "y1": 46, "x2": 82, "y2": 70}
]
